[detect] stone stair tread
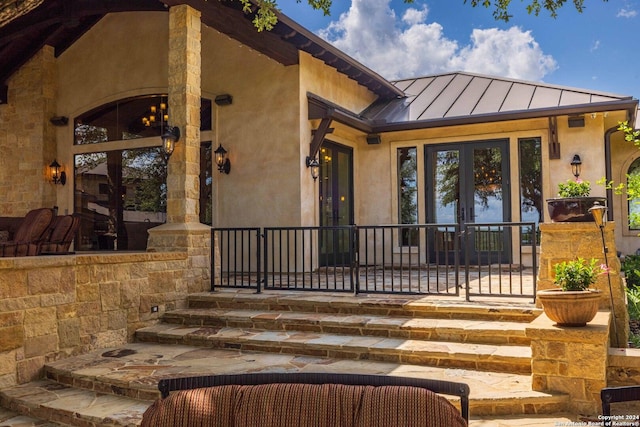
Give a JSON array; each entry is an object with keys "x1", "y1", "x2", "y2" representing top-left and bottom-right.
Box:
[
  {"x1": 0, "y1": 407, "x2": 62, "y2": 426},
  {"x1": 0, "y1": 379, "x2": 150, "y2": 426},
  {"x1": 137, "y1": 323, "x2": 532, "y2": 361},
  {"x1": 188, "y1": 290, "x2": 541, "y2": 321},
  {"x1": 1, "y1": 343, "x2": 568, "y2": 424},
  {"x1": 42, "y1": 343, "x2": 544, "y2": 401},
  {"x1": 165, "y1": 307, "x2": 529, "y2": 334}
]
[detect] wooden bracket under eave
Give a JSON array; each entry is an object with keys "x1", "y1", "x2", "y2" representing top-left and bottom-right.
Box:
[
  {"x1": 548, "y1": 116, "x2": 560, "y2": 159},
  {"x1": 309, "y1": 116, "x2": 333, "y2": 160}
]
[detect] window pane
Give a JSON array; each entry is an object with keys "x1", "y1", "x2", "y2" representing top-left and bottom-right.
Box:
[
  {"x1": 398, "y1": 147, "x2": 418, "y2": 246},
  {"x1": 518, "y1": 138, "x2": 542, "y2": 244},
  {"x1": 628, "y1": 158, "x2": 640, "y2": 230},
  {"x1": 74, "y1": 148, "x2": 166, "y2": 251},
  {"x1": 200, "y1": 142, "x2": 213, "y2": 225},
  {"x1": 74, "y1": 95, "x2": 212, "y2": 144}
]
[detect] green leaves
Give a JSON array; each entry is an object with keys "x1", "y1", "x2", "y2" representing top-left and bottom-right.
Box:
[{"x1": 553, "y1": 257, "x2": 603, "y2": 291}]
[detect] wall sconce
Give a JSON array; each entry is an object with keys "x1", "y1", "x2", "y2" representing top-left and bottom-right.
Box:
[
  {"x1": 306, "y1": 156, "x2": 319, "y2": 181},
  {"x1": 49, "y1": 159, "x2": 66, "y2": 185},
  {"x1": 214, "y1": 94, "x2": 233, "y2": 106},
  {"x1": 571, "y1": 154, "x2": 582, "y2": 178},
  {"x1": 214, "y1": 144, "x2": 231, "y2": 174},
  {"x1": 161, "y1": 126, "x2": 180, "y2": 157}
]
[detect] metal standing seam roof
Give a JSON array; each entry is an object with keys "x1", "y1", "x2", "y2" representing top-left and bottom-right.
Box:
[{"x1": 358, "y1": 71, "x2": 637, "y2": 130}]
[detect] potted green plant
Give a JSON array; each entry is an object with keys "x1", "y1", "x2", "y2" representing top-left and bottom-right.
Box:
[
  {"x1": 537, "y1": 257, "x2": 604, "y2": 326},
  {"x1": 546, "y1": 178, "x2": 607, "y2": 222}
]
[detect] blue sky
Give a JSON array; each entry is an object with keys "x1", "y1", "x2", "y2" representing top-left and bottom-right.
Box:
[{"x1": 278, "y1": 0, "x2": 640, "y2": 98}]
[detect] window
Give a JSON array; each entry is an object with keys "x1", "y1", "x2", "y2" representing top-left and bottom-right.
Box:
[
  {"x1": 398, "y1": 147, "x2": 418, "y2": 246},
  {"x1": 518, "y1": 138, "x2": 542, "y2": 244},
  {"x1": 72, "y1": 94, "x2": 214, "y2": 251},
  {"x1": 74, "y1": 148, "x2": 167, "y2": 251},
  {"x1": 628, "y1": 158, "x2": 640, "y2": 230},
  {"x1": 74, "y1": 95, "x2": 212, "y2": 144}
]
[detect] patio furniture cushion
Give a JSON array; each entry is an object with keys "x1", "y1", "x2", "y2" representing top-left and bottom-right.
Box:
[
  {"x1": 41, "y1": 214, "x2": 80, "y2": 254},
  {"x1": 0, "y1": 208, "x2": 55, "y2": 257},
  {"x1": 142, "y1": 373, "x2": 468, "y2": 427}
]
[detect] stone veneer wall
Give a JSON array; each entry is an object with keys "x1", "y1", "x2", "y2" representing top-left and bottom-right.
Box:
[
  {"x1": 0, "y1": 46, "x2": 57, "y2": 216},
  {"x1": 537, "y1": 222, "x2": 629, "y2": 347},
  {"x1": 0, "y1": 252, "x2": 193, "y2": 388}
]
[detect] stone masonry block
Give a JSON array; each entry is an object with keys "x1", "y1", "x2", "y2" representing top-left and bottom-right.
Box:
[
  {"x1": 58, "y1": 318, "x2": 81, "y2": 349},
  {"x1": 24, "y1": 334, "x2": 57, "y2": 358},
  {"x1": 0, "y1": 325, "x2": 24, "y2": 352},
  {"x1": 16, "y1": 355, "x2": 46, "y2": 384},
  {"x1": 0, "y1": 269, "x2": 28, "y2": 299},
  {"x1": 100, "y1": 281, "x2": 121, "y2": 311},
  {"x1": 24, "y1": 307, "x2": 56, "y2": 338}
]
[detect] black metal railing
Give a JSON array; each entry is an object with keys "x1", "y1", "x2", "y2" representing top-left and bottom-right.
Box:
[
  {"x1": 211, "y1": 222, "x2": 537, "y2": 300},
  {"x1": 464, "y1": 222, "x2": 537, "y2": 301}
]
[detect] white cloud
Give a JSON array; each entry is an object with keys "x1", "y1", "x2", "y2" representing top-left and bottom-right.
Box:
[
  {"x1": 318, "y1": 0, "x2": 557, "y2": 82},
  {"x1": 591, "y1": 40, "x2": 601, "y2": 52},
  {"x1": 617, "y1": 8, "x2": 638, "y2": 18}
]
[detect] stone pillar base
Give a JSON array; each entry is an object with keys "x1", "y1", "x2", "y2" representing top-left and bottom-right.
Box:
[
  {"x1": 147, "y1": 222, "x2": 211, "y2": 293},
  {"x1": 537, "y1": 222, "x2": 629, "y2": 348},
  {"x1": 526, "y1": 311, "x2": 610, "y2": 416}
]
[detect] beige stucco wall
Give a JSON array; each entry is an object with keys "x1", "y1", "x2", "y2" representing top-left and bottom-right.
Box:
[{"x1": 1, "y1": 8, "x2": 638, "y2": 257}]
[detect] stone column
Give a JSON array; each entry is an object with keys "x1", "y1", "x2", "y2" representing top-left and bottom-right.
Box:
[
  {"x1": 147, "y1": 5, "x2": 210, "y2": 293},
  {"x1": 537, "y1": 222, "x2": 629, "y2": 347},
  {"x1": 0, "y1": 46, "x2": 57, "y2": 214}
]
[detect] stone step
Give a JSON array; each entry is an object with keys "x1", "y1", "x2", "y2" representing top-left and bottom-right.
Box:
[
  {"x1": 0, "y1": 379, "x2": 150, "y2": 427},
  {"x1": 135, "y1": 323, "x2": 532, "y2": 375},
  {"x1": 187, "y1": 290, "x2": 541, "y2": 322},
  {"x1": 162, "y1": 307, "x2": 531, "y2": 346},
  {"x1": 0, "y1": 343, "x2": 569, "y2": 426}
]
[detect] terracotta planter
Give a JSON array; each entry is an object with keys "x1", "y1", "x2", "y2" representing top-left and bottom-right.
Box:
[
  {"x1": 537, "y1": 289, "x2": 602, "y2": 326},
  {"x1": 546, "y1": 197, "x2": 606, "y2": 222}
]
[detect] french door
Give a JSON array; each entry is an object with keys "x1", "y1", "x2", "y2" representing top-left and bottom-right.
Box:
[
  {"x1": 425, "y1": 140, "x2": 511, "y2": 264},
  {"x1": 319, "y1": 141, "x2": 354, "y2": 266}
]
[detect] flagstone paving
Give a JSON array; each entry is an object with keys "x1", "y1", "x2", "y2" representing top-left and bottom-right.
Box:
[
  {"x1": 0, "y1": 342, "x2": 579, "y2": 426},
  {"x1": 0, "y1": 290, "x2": 606, "y2": 426}
]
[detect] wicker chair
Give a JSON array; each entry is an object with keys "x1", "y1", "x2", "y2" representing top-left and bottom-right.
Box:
[
  {"x1": 40, "y1": 214, "x2": 80, "y2": 254},
  {"x1": 143, "y1": 373, "x2": 470, "y2": 427},
  {"x1": 0, "y1": 208, "x2": 55, "y2": 257}
]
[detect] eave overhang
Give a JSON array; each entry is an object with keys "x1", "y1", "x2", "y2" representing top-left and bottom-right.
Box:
[{"x1": 308, "y1": 93, "x2": 638, "y2": 135}]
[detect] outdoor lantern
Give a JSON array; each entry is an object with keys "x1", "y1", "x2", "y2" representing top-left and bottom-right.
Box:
[
  {"x1": 306, "y1": 156, "x2": 319, "y2": 181},
  {"x1": 589, "y1": 201, "x2": 607, "y2": 228},
  {"x1": 571, "y1": 154, "x2": 582, "y2": 178},
  {"x1": 587, "y1": 200, "x2": 619, "y2": 346},
  {"x1": 215, "y1": 144, "x2": 231, "y2": 174},
  {"x1": 161, "y1": 126, "x2": 180, "y2": 157},
  {"x1": 49, "y1": 159, "x2": 66, "y2": 185}
]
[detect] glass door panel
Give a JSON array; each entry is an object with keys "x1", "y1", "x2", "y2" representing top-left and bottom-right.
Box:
[
  {"x1": 319, "y1": 142, "x2": 353, "y2": 266},
  {"x1": 426, "y1": 140, "x2": 510, "y2": 264}
]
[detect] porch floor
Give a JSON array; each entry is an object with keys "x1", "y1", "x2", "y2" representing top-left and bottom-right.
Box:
[{"x1": 220, "y1": 264, "x2": 537, "y2": 301}]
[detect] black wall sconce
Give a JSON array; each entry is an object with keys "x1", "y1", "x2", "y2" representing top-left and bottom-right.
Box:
[
  {"x1": 214, "y1": 94, "x2": 233, "y2": 106},
  {"x1": 49, "y1": 159, "x2": 66, "y2": 185},
  {"x1": 215, "y1": 144, "x2": 231, "y2": 174},
  {"x1": 50, "y1": 116, "x2": 69, "y2": 126},
  {"x1": 306, "y1": 156, "x2": 319, "y2": 181},
  {"x1": 161, "y1": 126, "x2": 180, "y2": 157},
  {"x1": 571, "y1": 154, "x2": 582, "y2": 178}
]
